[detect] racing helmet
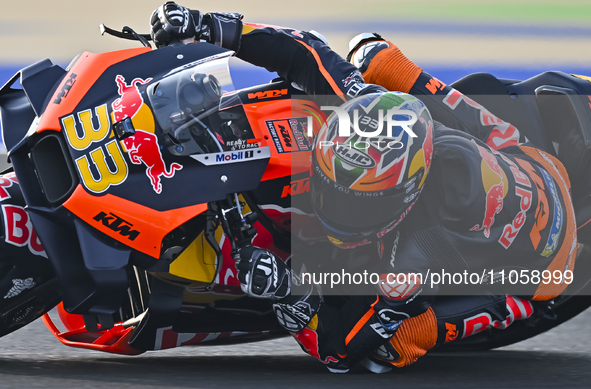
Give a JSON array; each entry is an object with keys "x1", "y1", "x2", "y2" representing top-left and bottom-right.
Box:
[{"x1": 310, "y1": 92, "x2": 433, "y2": 248}]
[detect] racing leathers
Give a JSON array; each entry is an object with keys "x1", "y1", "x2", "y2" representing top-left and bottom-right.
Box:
[{"x1": 150, "y1": 5, "x2": 577, "y2": 371}]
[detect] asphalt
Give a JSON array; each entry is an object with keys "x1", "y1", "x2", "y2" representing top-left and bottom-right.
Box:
[{"x1": 0, "y1": 307, "x2": 589, "y2": 388}]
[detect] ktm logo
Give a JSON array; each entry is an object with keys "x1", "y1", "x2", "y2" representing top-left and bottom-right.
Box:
[
  {"x1": 54, "y1": 73, "x2": 77, "y2": 104},
  {"x1": 445, "y1": 323, "x2": 458, "y2": 342},
  {"x1": 278, "y1": 124, "x2": 292, "y2": 147},
  {"x1": 248, "y1": 89, "x2": 288, "y2": 100},
  {"x1": 282, "y1": 177, "x2": 310, "y2": 198},
  {"x1": 424, "y1": 77, "x2": 446, "y2": 95},
  {"x1": 93, "y1": 211, "x2": 140, "y2": 241}
]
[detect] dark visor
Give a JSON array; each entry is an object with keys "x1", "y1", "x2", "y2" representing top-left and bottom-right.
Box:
[{"x1": 310, "y1": 168, "x2": 422, "y2": 233}]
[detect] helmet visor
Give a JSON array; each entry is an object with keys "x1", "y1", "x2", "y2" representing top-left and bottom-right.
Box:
[{"x1": 310, "y1": 165, "x2": 423, "y2": 233}]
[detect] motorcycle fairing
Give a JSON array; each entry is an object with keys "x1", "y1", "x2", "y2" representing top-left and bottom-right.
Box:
[
  {"x1": 229, "y1": 81, "x2": 326, "y2": 243},
  {"x1": 0, "y1": 173, "x2": 60, "y2": 338},
  {"x1": 0, "y1": 58, "x2": 66, "y2": 155},
  {"x1": 35, "y1": 47, "x2": 151, "y2": 134},
  {"x1": 63, "y1": 186, "x2": 207, "y2": 258},
  {"x1": 231, "y1": 81, "x2": 327, "y2": 181},
  {"x1": 5, "y1": 44, "x2": 271, "y2": 320},
  {"x1": 1, "y1": 42, "x2": 324, "y2": 331}
]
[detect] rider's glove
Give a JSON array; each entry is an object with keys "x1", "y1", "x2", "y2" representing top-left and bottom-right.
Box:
[
  {"x1": 201, "y1": 12, "x2": 244, "y2": 52},
  {"x1": 150, "y1": 3, "x2": 243, "y2": 51},
  {"x1": 150, "y1": 2, "x2": 202, "y2": 47},
  {"x1": 273, "y1": 274, "x2": 322, "y2": 333},
  {"x1": 236, "y1": 246, "x2": 290, "y2": 300}
]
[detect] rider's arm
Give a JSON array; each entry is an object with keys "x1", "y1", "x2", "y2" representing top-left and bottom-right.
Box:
[
  {"x1": 234, "y1": 245, "x2": 430, "y2": 372},
  {"x1": 151, "y1": 3, "x2": 525, "y2": 150},
  {"x1": 410, "y1": 72, "x2": 528, "y2": 151},
  {"x1": 150, "y1": 4, "x2": 385, "y2": 99},
  {"x1": 232, "y1": 21, "x2": 527, "y2": 151},
  {"x1": 236, "y1": 24, "x2": 386, "y2": 100},
  {"x1": 353, "y1": 39, "x2": 528, "y2": 150}
]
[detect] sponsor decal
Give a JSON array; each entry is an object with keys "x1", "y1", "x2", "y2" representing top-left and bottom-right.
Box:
[
  {"x1": 93, "y1": 211, "x2": 140, "y2": 241},
  {"x1": 1, "y1": 205, "x2": 46, "y2": 257},
  {"x1": 443, "y1": 89, "x2": 520, "y2": 149},
  {"x1": 0, "y1": 173, "x2": 18, "y2": 201},
  {"x1": 247, "y1": 89, "x2": 288, "y2": 100},
  {"x1": 470, "y1": 140, "x2": 507, "y2": 238},
  {"x1": 333, "y1": 143, "x2": 376, "y2": 168},
  {"x1": 540, "y1": 168, "x2": 563, "y2": 257},
  {"x1": 266, "y1": 117, "x2": 312, "y2": 154},
  {"x1": 377, "y1": 202, "x2": 415, "y2": 239},
  {"x1": 445, "y1": 323, "x2": 458, "y2": 342},
  {"x1": 225, "y1": 138, "x2": 261, "y2": 150},
  {"x1": 122, "y1": 130, "x2": 182, "y2": 194},
  {"x1": 4, "y1": 278, "x2": 35, "y2": 299},
  {"x1": 215, "y1": 151, "x2": 254, "y2": 163},
  {"x1": 389, "y1": 231, "x2": 400, "y2": 268},
  {"x1": 216, "y1": 150, "x2": 253, "y2": 163},
  {"x1": 281, "y1": 177, "x2": 310, "y2": 198},
  {"x1": 53, "y1": 73, "x2": 77, "y2": 104},
  {"x1": 63, "y1": 74, "x2": 153, "y2": 194},
  {"x1": 60, "y1": 74, "x2": 168, "y2": 194},
  {"x1": 191, "y1": 147, "x2": 272, "y2": 166},
  {"x1": 112, "y1": 75, "x2": 152, "y2": 123},
  {"x1": 462, "y1": 296, "x2": 533, "y2": 338},
  {"x1": 497, "y1": 154, "x2": 532, "y2": 249},
  {"x1": 514, "y1": 159, "x2": 549, "y2": 250},
  {"x1": 424, "y1": 77, "x2": 447, "y2": 95},
  {"x1": 470, "y1": 141, "x2": 535, "y2": 249}
]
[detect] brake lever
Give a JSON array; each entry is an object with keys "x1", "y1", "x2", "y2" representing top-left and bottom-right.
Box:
[{"x1": 99, "y1": 24, "x2": 152, "y2": 48}]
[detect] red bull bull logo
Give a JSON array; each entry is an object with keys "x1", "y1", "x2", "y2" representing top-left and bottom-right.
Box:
[
  {"x1": 122, "y1": 130, "x2": 182, "y2": 194},
  {"x1": 470, "y1": 140, "x2": 508, "y2": 238},
  {"x1": 112, "y1": 75, "x2": 180, "y2": 194},
  {"x1": 112, "y1": 75, "x2": 152, "y2": 122}
]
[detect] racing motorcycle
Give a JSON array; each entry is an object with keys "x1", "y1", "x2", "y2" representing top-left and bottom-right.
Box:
[{"x1": 0, "y1": 25, "x2": 590, "y2": 356}]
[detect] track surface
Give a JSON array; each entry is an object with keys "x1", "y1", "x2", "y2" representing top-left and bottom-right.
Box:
[{"x1": 0, "y1": 307, "x2": 588, "y2": 388}]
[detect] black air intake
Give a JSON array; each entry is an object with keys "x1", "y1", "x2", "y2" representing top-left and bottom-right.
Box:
[{"x1": 30, "y1": 134, "x2": 78, "y2": 204}]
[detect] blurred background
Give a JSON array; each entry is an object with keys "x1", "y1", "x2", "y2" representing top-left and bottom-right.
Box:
[
  {"x1": 1, "y1": 0, "x2": 591, "y2": 164},
  {"x1": 2, "y1": 0, "x2": 591, "y2": 79}
]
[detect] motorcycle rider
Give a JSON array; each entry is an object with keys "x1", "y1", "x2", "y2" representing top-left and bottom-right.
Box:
[{"x1": 150, "y1": 2, "x2": 577, "y2": 373}]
